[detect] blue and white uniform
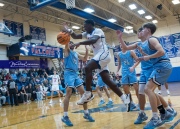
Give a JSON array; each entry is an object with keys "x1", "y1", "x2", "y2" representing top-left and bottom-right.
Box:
[
  {"x1": 138, "y1": 37, "x2": 172, "y2": 86},
  {"x1": 82, "y1": 28, "x2": 111, "y2": 73},
  {"x1": 97, "y1": 74, "x2": 106, "y2": 88},
  {"x1": 118, "y1": 50, "x2": 137, "y2": 85},
  {"x1": 64, "y1": 50, "x2": 83, "y2": 88}
]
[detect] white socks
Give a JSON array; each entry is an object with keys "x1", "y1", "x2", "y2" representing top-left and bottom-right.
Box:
[
  {"x1": 64, "y1": 112, "x2": 68, "y2": 116},
  {"x1": 84, "y1": 110, "x2": 89, "y2": 114}
]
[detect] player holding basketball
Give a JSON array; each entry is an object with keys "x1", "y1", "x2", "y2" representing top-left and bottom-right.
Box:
[
  {"x1": 117, "y1": 23, "x2": 177, "y2": 129},
  {"x1": 61, "y1": 41, "x2": 94, "y2": 126},
  {"x1": 116, "y1": 44, "x2": 139, "y2": 112},
  {"x1": 45, "y1": 71, "x2": 63, "y2": 104},
  {"x1": 94, "y1": 73, "x2": 113, "y2": 106},
  {"x1": 64, "y1": 19, "x2": 130, "y2": 106}
]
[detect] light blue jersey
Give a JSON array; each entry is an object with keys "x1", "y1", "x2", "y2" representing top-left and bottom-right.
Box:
[
  {"x1": 138, "y1": 37, "x2": 172, "y2": 85},
  {"x1": 118, "y1": 50, "x2": 137, "y2": 85},
  {"x1": 64, "y1": 50, "x2": 83, "y2": 88},
  {"x1": 64, "y1": 50, "x2": 79, "y2": 72}
]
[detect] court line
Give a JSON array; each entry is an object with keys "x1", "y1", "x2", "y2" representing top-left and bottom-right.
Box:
[{"x1": 169, "y1": 119, "x2": 180, "y2": 129}]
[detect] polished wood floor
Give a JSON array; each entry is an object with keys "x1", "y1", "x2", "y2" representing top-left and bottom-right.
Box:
[{"x1": 0, "y1": 83, "x2": 180, "y2": 129}]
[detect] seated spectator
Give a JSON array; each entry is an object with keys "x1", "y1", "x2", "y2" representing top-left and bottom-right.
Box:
[
  {"x1": 1, "y1": 68, "x2": 7, "y2": 76},
  {"x1": 11, "y1": 73, "x2": 18, "y2": 82},
  {"x1": 20, "y1": 86, "x2": 27, "y2": 104},
  {"x1": 5, "y1": 73, "x2": 11, "y2": 80},
  {"x1": 0, "y1": 88, "x2": 6, "y2": 106},
  {"x1": 15, "y1": 85, "x2": 20, "y2": 104},
  {"x1": 36, "y1": 84, "x2": 42, "y2": 101},
  {"x1": 40, "y1": 84, "x2": 48, "y2": 100},
  {"x1": 25, "y1": 85, "x2": 31, "y2": 103},
  {"x1": 0, "y1": 84, "x2": 9, "y2": 104},
  {"x1": 22, "y1": 70, "x2": 27, "y2": 78}
]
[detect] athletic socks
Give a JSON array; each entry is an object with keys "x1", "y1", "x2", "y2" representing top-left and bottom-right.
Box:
[
  {"x1": 64, "y1": 112, "x2": 68, "y2": 116},
  {"x1": 108, "y1": 98, "x2": 112, "y2": 101},
  {"x1": 84, "y1": 110, "x2": 89, "y2": 114},
  {"x1": 157, "y1": 105, "x2": 166, "y2": 114},
  {"x1": 152, "y1": 112, "x2": 159, "y2": 119}
]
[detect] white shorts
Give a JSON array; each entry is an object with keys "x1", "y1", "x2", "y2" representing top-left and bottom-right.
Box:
[
  {"x1": 51, "y1": 85, "x2": 59, "y2": 91},
  {"x1": 92, "y1": 51, "x2": 111, "y2": 73}
]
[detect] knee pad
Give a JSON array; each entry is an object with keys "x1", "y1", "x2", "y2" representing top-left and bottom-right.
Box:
[{"x1": 139, "y1": 84, "x2": 146, "y2": 95}]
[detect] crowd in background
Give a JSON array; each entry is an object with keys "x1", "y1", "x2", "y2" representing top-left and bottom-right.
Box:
[{"x1": 0, "y1": 67, "x2": 122, "y2": 107}]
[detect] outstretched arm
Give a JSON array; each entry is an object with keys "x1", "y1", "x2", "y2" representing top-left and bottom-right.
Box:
[
  {"x1": 116, "y1": 30, "x2": 137, "y2": 50},
  {"x1": 64, "y1": 43, "x2": 70, "y2": 57}
]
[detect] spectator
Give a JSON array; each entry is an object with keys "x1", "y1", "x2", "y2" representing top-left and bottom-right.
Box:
[
  {"x1": 36, "y1": 85, "x2": 42, "y2": 101},
  {"x1": 1, "y1": 68, "x2": 7, "y2": 76},
  {"x1": 7, "y1": 77, "x2": 18, "y2": 106},
  {"x1": 0, "y1": 88, "x2": 6, "y2": 106},
  {"x1": 25, "y1": 85, "x2": 31, "y2": 102},
  {"x1": 0, "y1": 84, "x2": 9, "y2": 104},
  {"x1": 20, "y1": 86, "x2": 27, "y2": 104}
]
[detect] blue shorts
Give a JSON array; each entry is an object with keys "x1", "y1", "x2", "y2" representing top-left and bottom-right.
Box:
[
  {"x1": 139, "y1": 69, "x2": 153, "y2": 84},
  {"x1": 97, "y1": 76, "x2": 106, "y2": 88},
  {"x1": 149, "y1": 62, "x2": 172, "y2": 86},
  {"x1": 121, "y1": 72, "x2": 137, "y2": 85},
  {"x1": 64, "y1": 70, "x2": 83, "y2": 88}
]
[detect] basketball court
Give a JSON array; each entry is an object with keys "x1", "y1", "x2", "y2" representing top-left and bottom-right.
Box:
[{"x1": 0, "y1": 0, "x2": 180, "y2": 129}]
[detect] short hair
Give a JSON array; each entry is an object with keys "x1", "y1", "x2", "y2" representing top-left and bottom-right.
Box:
[
  {"x1": 84, "y1": 19, "x2": 95, "y2": 26},
  {"x1": 142, "y1": 22, "x2": 157, "y2": 34},
  {"x1": 138, "y1": 27, "x2": 143, "y2": 32}
]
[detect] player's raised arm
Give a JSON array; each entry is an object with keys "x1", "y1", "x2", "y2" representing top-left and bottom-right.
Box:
[{"x1": 64, "y1": 42, "x2": 70, "y2": 57}]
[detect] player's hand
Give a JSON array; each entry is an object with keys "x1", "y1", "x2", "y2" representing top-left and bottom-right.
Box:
[
  {"x1": 138, "y1": 56, "x2": 150, "y2": 61},
  {"x1": 143, "y1": 56, "x2": 150, "y2": 61},
  {"x1": 129, "y1": 67, "x2": 135, "y2": 72},
  {"x1": 116, "y1": 30, "x2": 123, "y2": 39},
  {"x1": 62, "y1": 23, "x2": 72, "y2": 34}
]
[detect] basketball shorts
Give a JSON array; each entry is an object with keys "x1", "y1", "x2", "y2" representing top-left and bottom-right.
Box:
[
  {"x1": 92, "y1": 51, "x2": 111, "y2": 74},
  {"x1": 64, "y1": 70, "x2": 83, "y2": 88},
  {"x1": 121, "y1": 72, "x2": 137, "y2": 85},
  {"x1": 97, "y1": 76, "x2": 106, "y2": 88},
  {"x1": 149, "y1": 62, "x2": 172, "y2": 86},
  {"x1": 139, "y1": 69, "x2": 153, "y2": 84},
  {"x1": 51, "y1": 85, "x2": 59, "y2": 91}
]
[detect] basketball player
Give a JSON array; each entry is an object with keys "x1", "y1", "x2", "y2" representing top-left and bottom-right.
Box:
[
  {"x1": 61, "y1": 41, "x2": 94, "y2": 126},
  {"x1": 64, "y1": 19, "x2": 130, "y2": 106},
  {"x1": 94, "y1": 73, "x2": 113, "y2": 106},
  {"x1": 117, "y1": 23, "x2": 177, "y2": 129},
  {"x1": 116, "y1": 44, "x2": 139, "y2": 112},
  {"x1": 45, "y1": 71, "x2": 63, "y2": 104}
]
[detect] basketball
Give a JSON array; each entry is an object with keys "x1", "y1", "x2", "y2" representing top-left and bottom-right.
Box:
[{"x1": 57, "y1": 32, "x2": 70, "y2": 45}]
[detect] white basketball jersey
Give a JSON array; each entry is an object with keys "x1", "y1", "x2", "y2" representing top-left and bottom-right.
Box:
[
  {"x1": 50, "y1": 75, "x2": 60, "y2": 85},
  {"x1": 82, "y1": 28, "x2": 108, "y2": 55}
]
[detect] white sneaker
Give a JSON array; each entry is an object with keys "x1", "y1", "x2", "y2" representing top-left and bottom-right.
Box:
[
  {"x1": 77, "y1": 91, "x2": 94, "y2": 105},
  {"x1": 59, "y1": 99, "x2": 62, "y2": 103},
  {"x1": 49, "y1": 99, "x2": 53, "y2": 104},
  {"x1": 167, "y1": 90, "x2": 170, "y2": 95},
  {"x1": 121, "y1": 94, "x2": 130, "y2": 104},
  {"x1": 158, "y1": 90, "x2": 161, "y2": 94}
]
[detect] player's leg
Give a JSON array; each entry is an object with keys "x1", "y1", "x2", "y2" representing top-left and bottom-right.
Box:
[
  {"x1": 157, "y1": 85, "x2": 161, "y2": 94},
  {"x1": 165, "y1": 83, "x2": 170, "y2": 95},
  {"x1": 96, "y1": 86, "x2": 105, "y2": 106},
  {"x1": 77, "y1": 85, "x2": 95, "y2": 122},
  {"x1": 49, "y1": 88, "x2": 54, "y2": 104},
  {"x1": 61, "y1": 87, "x2": 73, "y2": 126},
  {"x1": 103, "y1": 86, "x2": 113, "y2": 105},
  {"x1": 100, "y1": 70, "x2": 130, "y2": 105}
]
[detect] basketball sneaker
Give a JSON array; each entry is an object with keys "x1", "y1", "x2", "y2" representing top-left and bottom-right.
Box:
[
  {"x1": 134, "y1": 112, "x2": 148, "y2": 124},
  {"x1": 130, "y1": 102, "x2": 137, "y2": 111},
  {"x1": 160, "y1": 110, "x2": 174, "y2": 123},
  {"x1": 121, "y1": 94, "x2": 130, "y2": 112},
  {"x1": 167, "y1": 108, "x2": 177, "y2": 117},
  {"x1": 143, "y1": 117, "x2": 164, "y2": 129},
  {"x1": 61, "y1": 116, "x2": 73, "y2": 126},
  {"x1": 106, "y1": 100, "x2": 113, "y2": 106},
  {"x1": 83, "y1": 113, "x2": 95, "y2": 122},
  {"x1": 98, "y1": 100, "x2": 105, "y2": 106},
  {"x1": 77, "y1": 91, "x2": 94, "y2": 105}
]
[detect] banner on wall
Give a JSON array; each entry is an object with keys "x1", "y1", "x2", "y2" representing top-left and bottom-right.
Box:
[
  {"x1": 172, "y1": 33, "x2": 180, "y2": 57},
  {"x1": 19, "y1": 42, "x2": 63, "y2": 58},
  {"x1": 30, "y1": 25, "x2": 46, "y2": 41},
  {"x1": 4, "y1": 19, "x2": 24, "y2": 37},
  {"x1": 159, "y1": 35, "x2": 176, "y2": 58},
  {"x1": 113, "y1": 45, "x2": 121, "y2": 66}
]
